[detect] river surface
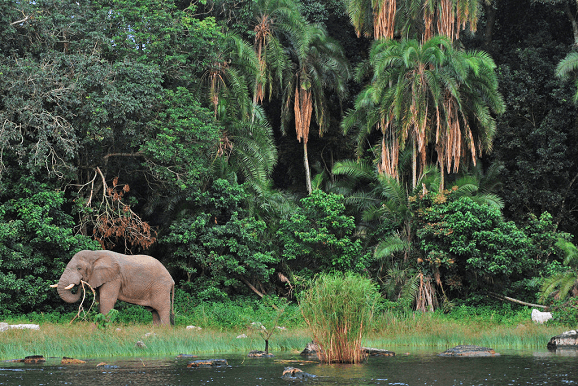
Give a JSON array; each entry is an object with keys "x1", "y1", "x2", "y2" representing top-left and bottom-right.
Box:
[{"x1": 1, "y1": 349, "x2": 577, "y2": 385}]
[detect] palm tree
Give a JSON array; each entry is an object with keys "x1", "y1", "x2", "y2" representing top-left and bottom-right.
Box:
[
  {"x1": 556, "y1": 51, "x2": 578, "y2": 103},
  {"x1": 201, "y1": 32, "x2": 259, "y2": 121},
  {"x1": 343, "y1": 36, "x2": 504, "y2": 190},
  {"x1": 250, "y1": 0, "x2": 304, "y2": 110},
  {"x1": 282, "y1": 23, "x2": 350, "y2": 194},
  {"x1": 214, "y1": 108, "x2": 278, "y2": 188},
  {"x1": 342, "y1": 0, "x2": 483, "y2": 42},
  {"x1": 332, "y1": 158, "x2": 436, "y2": 260},
  {"x1": 435, "y1": 48, "x2": 505, "y2": 190},
  {"x1": 419, "y1": 0, "x2": 481, "y2": 41},
  {"x1": 343, "y1": 36, "x2": 451, "y2": 188},
  {"x1": 343, "y1": 0, "x2": 396, "y2": 39},
  {"x1": 450, "y1": 162, "x2": 504, "y2": 209},
  {"x1": 540, "y1": 239, "x2": 578, "y2": 302}
]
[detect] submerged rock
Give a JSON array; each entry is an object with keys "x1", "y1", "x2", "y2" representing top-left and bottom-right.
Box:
[
  {"x1": 97, "y1": 362, "x2": 119, "y2": 369},
  {"x1": 300, "y1": 342, "x2": 395, "y2": 357},
  {"x1": 177, "y1": 354, "x2": 199, "y2": 358},
  {"x1": 364, "y1": 347, "x2": 395, "y2": 357},
  {"x1": 547, "y1": 330, "x2": 578, "y2": 350},
  {"x1": 439, "y1": 345, "x2": 499, "y2": 357},
  {"x1": 8, "y1": 355, "x2": 46, "y2": 364},
  {"x1": 247, "y1": 350, "x2": 274, "y2": 358},
  {"x1": 24, "y1": 355, "x2": 46, "y2": 364},
  {"x1": 61, "y1": 357, "x2": 86, "y2": 364},
  {"x1": 187, "y1": 359, "x2": 228, "y2": 368},
  {"x1": 281, "y1": 367, "x2": 316, "y2": 380}
]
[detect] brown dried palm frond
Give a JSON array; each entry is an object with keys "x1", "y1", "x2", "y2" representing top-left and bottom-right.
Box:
[
  {"x1": 377, "y1": 119, "x2": 399, "y2": 179},
  {"x1": 254, "y1": 14, "x2": 274, "y2": 104},
  {"x1": 373, "y1": 0, "x2": 396, "y2": 40},
  {"x1": 294, "y1": 84, "x2": 312, "y2": 144}
]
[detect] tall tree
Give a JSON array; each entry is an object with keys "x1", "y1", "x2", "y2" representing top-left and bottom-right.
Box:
[
  {"x1": 282, "y1": 23, "x2": 350, "y2": 194},
  {"x1": 201, "y1": 32, "x2": 259, "y2": 121},
  {"x1": 250, "y1": 0, "x2": 304, "y2": 108},
  {"x1": 343, "y1": 36, "x2": 504, "y2": 189}
]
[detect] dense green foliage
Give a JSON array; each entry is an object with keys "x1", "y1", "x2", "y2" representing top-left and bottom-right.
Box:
[
  {"x1": 0, "y1": 175, "x2": 100, "y2": 314},
  {"x1": 278, "y1": 190, "x2": 367, "y2": 275},
  {"x1": 1, "y1": 0, "x2": 578, "y2": 321}
]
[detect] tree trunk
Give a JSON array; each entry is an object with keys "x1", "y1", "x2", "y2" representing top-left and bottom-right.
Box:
[
  {"x1": 304, "y1": 142, "x2": 312, "y2": 194},
  {"x1": 440, "y1": 162, "x2": 445, "y2": 192},
  {"x1": 482, "y1": 2, "x2": 497, "y2": 47},
  {"x1": 412, "y1": 139, "x2": 417, "y2": 189},
  {"x1": 564, "y1": 1, "x2": 578, "y2": 46}
]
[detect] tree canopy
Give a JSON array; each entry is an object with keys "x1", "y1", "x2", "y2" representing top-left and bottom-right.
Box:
[{"x1": 1, "y1": 0, "x2": 577, "y2": 315}]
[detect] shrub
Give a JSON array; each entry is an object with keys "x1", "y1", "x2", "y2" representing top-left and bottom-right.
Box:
[
  {"x1": 277, "y1": 190, "x2": 368, "y2": 276},
  {"x1": 299, "y1": 272, "x2": 380, "y2": 363},
  {"x1": 550, "y1": 297, "x2": 578, "y2": 326}
]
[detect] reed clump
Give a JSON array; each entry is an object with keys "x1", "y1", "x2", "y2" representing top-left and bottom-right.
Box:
[{"x1": 299, "y1": 272, "x2": 380, "y2": 364}]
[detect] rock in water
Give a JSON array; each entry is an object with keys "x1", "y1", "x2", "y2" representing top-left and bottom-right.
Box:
[
  {"x1": 187, "y1": 359, "x2": 228, "y2": 368},
  {"x1": 439, "y1": 345, "x2": 499, "y2": 357},
  {"x1": 300, "y1": 341, "x2": 320, "y2": 356},
  {"x1": 62, "y1": 357, "x2": 86, "y2": 364},
  {"x1": 547, "y1": 330, "x2": 578, "y2": 350},
  {"x1": 23, "y1": 355, "x2": 46, "y2": 364},
  {"x1": 247, "y1": 350, "x2": 274, "y2": 358},
  {"x1": 364, "y1": 347, "x2": 395, "y2": 357},
  {"x1": 281, "y1": 367, "x2": 316, "y2": 380}
]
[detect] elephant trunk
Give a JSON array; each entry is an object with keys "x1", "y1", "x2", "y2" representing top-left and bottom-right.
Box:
[{"x1": 57, "y1": 268, "x2": 82, "y2": 303}]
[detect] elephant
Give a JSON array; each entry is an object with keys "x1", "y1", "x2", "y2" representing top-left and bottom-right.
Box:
[{"x1": 51, "y1": 250, "x2": 175, "y2": 325}]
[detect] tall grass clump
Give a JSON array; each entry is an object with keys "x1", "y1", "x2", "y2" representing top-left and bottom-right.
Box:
[{"x1": 299, "y1": 272, "x2": 380, "y2": 364}]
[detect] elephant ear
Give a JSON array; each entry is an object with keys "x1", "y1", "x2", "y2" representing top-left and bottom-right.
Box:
[{"x1": 88, "y1": 254, "x2": 120, "y2": 288}]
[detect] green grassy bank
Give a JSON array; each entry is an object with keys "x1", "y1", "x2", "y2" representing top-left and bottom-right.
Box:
[
  {"x1": 0, "y1": 324, "x2": 311, "y2": 360},
  {"x1": 0, "y1": 304, "x2": 570, "y2": 360}
]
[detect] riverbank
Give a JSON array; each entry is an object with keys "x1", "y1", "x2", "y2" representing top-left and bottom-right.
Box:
[{"x1": 0, "y1": 311, "x2": 567, "y2": 361}]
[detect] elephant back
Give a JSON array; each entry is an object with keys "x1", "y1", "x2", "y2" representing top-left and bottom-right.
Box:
[{"x1": 119, "y1": 253, "x2": 173, "y2": 281}]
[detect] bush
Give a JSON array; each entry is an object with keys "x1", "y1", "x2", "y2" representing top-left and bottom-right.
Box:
[
  {"x1": 550, "y1": 297, "x2": 578, "y2": 326},
  {"x1": 0, "y1": 175, "x2": 100, "y2": 315},
  {"x1": 299, "y1": 272, "x2": 380, "y2": 363}
]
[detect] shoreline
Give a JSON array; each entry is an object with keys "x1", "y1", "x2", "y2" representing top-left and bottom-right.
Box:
[{"x1": 0, "y1": 319, "x2": 566, "y2": 361}]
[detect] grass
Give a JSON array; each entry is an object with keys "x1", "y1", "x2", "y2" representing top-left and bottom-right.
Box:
[
  {"x1": 364, "y1": 311, "x2": 562, "y2": 350},
  {"x1": 0, "y1": 303, "x2": 570, "y2": 360},
  {"x1": 300, "y1": 273, "x2": 380, "y2": 363},
  {"x1": 0, "y1": 323, "x2": 312, "y2": 360}
]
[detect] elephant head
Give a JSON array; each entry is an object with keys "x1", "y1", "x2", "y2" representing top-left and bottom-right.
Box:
[{"x1": 54, "y1": 250, "x2": 121, "y2": 303}]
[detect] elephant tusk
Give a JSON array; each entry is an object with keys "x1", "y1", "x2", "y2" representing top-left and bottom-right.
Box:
[
  {"x1": 49, "y1": 284, "x2": 58, "y2": 288},
  {"x1": 64, "y1": 283, "x2": 75, "y2": 290}
]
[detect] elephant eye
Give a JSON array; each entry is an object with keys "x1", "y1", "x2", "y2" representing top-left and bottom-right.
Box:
[{"x1": 77, "y1": 267, "x2": 81, "y2": 271}]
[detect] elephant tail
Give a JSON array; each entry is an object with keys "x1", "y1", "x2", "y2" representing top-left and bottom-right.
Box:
[{"x1": 170, "y1": 283, "x2": 175, "y2": 325}]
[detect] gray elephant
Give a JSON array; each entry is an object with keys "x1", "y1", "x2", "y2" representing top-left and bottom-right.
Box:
[{"x1": 52, "y1": 250, "x2": 175, "y2": 325}]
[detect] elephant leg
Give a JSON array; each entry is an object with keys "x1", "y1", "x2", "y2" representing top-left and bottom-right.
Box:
[
  {"x1": 151, "y1": 310, "x2": 161, "y2": 325},
  {"x1": 157, "y1": 307, "x2": 171, "y2": 325},
  {"x1": 149, "y1": 288, "x2": 171, "y2": 325},
  {"x1": 98, "y1": 282, "x2": 120, "y2": 315}
]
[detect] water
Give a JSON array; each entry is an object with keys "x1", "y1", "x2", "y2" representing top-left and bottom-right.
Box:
[{"x1": 1, "y1": 349, "x2": 578, "y2": 385}]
